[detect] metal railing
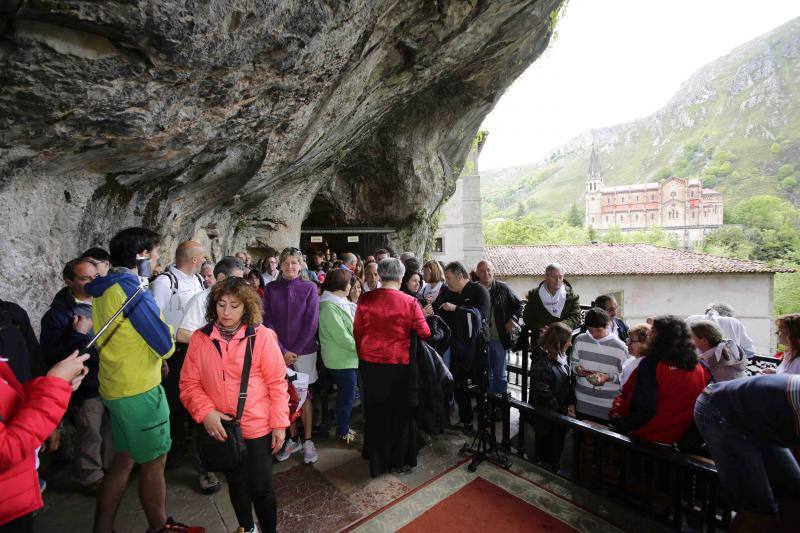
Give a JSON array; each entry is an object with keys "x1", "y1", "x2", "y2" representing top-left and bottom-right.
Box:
[{"x1": 482, "y1": 329, "x2": 783, "y2": 531}]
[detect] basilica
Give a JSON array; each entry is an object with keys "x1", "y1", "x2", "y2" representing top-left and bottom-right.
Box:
[{"x1": 584, "y1": 148, "x2": 724, "y2": 247}]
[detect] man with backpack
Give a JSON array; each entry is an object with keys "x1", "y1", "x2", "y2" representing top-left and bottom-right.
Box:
[
  {"x1": 436, "y1": 262, "x2": 490, "y2": 429},
  {"x1": 86, "y1": 227, "x2": 197, "y2": 532},
  {"x1": 149, "y1": 240, "x2": 219, "y2": 493}
]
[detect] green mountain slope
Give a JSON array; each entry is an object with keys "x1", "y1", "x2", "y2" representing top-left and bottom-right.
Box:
[{"x1": 482, "y1": 17, "x2": 800, "y2": 221}]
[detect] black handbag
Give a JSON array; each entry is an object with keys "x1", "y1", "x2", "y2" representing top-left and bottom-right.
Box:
[{"x1": 196, "y1": 334, "x2": 253, "y2": 472}]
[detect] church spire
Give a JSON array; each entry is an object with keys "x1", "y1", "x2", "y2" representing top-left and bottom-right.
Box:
[{"x1": 588, "y1": 144, "x2": 602, "y2": 180}]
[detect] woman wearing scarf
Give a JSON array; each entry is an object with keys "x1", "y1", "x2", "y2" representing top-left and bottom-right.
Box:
[
  {"x1": 180, "y1": 277, "x2": 289, "y2": 533},
  {"x1": 689, "y1": 320, "x2": 747, "y2": 382}
]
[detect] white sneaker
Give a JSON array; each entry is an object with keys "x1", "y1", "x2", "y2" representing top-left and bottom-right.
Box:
[
  {"x1": 276, "y1": 438, "x2": 302, "y2": 462},
  {"x1": 303, "y1": 440, "x2": 319, "y2": 464},
  {"x1": 339, "y1": 429, "x2": 357, "y2": 445}
]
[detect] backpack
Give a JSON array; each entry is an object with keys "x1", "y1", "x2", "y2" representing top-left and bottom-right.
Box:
[
  {"x1": 449, "y1": 306, "x2": 488, "y2": 374},
  {"x1": 156, "y1": 269, "x2": 204, "y2": 295}
]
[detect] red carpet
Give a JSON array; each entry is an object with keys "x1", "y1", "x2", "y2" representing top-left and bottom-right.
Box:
[{"x1": 398, "y1": 477, "x2": 577, "y2": 533}]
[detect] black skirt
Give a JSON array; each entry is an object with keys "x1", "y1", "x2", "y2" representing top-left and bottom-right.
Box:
[{"x1": 360, "y1": 360, "x2": 423, "y2": 477}]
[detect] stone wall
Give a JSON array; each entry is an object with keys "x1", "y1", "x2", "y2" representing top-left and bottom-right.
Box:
[{"x1": 500, "y1": 273, "x2": 777, "y2": 354}]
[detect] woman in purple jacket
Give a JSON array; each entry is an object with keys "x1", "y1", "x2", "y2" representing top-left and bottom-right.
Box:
[{"x1": 263, "y1": 247, "x2": 320, "y2": 464}]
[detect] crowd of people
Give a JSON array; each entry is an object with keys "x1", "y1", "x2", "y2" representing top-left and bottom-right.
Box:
[
  {"x1": 523, "y1": 264, "x2": 800, "y2": 531},
  {"x1": 2, "y1": 229, "x2": 800, "y2": 532}
]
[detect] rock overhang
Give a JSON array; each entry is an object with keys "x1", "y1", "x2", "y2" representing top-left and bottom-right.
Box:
[{"x1": 0, "y1": 0, "x2": 563, "y2": 319}]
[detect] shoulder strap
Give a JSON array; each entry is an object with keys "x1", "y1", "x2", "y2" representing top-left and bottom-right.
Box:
[
  {"x1": 235, "y1": 332, "x2": 254, "y2": 421},
  {"x1": 195, "y1": 273, "x2": 204, "y2": 288},
  {"x1": 156, "y1": 271, "x2": 178, "y2": 295}
]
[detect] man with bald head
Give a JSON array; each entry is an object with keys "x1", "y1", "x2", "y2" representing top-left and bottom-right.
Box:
[
  {"x1": 476, "y1": 260, "x2": 522, "y2": 395},
  {"x1": 149, "y1": 240, "x2": 220, "y2": 491}
]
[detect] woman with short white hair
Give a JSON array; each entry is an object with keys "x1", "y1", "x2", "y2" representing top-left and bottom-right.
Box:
[{"x1": 354, "y1": 258, "x2": 431, "y2": 477}]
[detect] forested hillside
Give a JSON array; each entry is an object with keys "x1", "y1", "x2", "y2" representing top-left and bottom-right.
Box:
[{"x1": 481, "y1": 18, "x2": 800, "y2": 312}]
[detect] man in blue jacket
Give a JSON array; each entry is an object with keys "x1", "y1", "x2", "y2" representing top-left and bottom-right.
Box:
[
  {"x1": 695, "y1": 374, "x2": 800, "y2": 531},
  {"x1": 40, "y1": 258, "x2": 111, "y2": 495}
]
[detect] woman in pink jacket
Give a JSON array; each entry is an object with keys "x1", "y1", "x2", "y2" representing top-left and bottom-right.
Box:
[{"x1": 180, "y1": 278, "x2": 289, "y2": 533}]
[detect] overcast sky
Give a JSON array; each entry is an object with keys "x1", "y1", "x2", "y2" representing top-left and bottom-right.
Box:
[{"x1": 478, "y1": 0, "x2": 800, "y2": 171}]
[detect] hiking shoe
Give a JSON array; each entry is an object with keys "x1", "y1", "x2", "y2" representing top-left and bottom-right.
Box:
[
  {"x1": 338, "y1": 429, "x2": 357, "y2": 445},
  {"x1": 276, "y1": 438, "x2": 302, "y2": 462},
  {"x1": 148, "y1": 516, "x2": 205, "y2": 532},
  {"x1": 197, "y1": 471, "x2": 221, "y2": 494},
  {"x1": 303, "y1": 440, "x2": 319, "y2": 464}
]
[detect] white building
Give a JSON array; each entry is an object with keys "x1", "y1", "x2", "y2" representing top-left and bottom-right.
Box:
[
  {"x1": 485, "y1": 243, "x2": 791, "y2": 355},
  {"x1": 430, "y1": 141, "x2": 484, "y2": 270}
]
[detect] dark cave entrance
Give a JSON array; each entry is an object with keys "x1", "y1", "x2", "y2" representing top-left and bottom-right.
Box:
[{"x1": 301, "y1": 194, "x2": 393, "y2": 258}]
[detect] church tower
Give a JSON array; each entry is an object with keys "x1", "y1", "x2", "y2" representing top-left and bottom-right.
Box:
[{"x1": 585, "y1": 145, "x2": 604, "y2": 228}]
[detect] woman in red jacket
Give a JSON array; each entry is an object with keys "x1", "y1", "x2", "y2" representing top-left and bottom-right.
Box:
[
  {"x1": 618, "y1": 315, "x2": 711, "y2": 445},
  {"x1": 354, "y1": 258, "x2": 431, "y2": 477},
  {"x1": 180, "y1": 278, "x2": 289, "y2": 533},
  {"x1": 1, "y1": 351, "x2": 89, "y2": 532}
]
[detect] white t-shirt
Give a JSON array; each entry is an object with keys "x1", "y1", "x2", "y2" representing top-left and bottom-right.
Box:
[
  {"x1": 150, "y1": 266, "x2": 204, "y2": 332},
  {"x1": 685, "y1": 311, "x2": 756, "y2": 357},
  {"x1": 620, "y1": 356, "x2": 643, "y2": 386},
  {"x1": 179, "y1": 287, "x2": 211, "y2": 334},
  {"x1": 261, "y1": 270, "x2": 279, "y2": 286}
]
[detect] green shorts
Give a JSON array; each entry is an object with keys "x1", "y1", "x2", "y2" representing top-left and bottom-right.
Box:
[{"x1": 103, "y1": 385, "x2": 171, "y2": 464}]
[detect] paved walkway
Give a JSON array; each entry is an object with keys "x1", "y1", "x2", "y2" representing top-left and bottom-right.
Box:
[{"x1": 35, "y1": 396, "x2": 668, "y2": 533}]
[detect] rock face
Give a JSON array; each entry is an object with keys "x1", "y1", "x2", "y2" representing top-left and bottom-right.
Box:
[{"x1": 0, "y1": 0, "x2": 561, "y2": 320}]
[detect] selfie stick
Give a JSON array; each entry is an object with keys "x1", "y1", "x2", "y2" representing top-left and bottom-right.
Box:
[{"x1": 85, "y1": 284, "x2": 147, "y2": 351}]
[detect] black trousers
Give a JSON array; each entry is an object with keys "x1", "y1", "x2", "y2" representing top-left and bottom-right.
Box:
[
  {"x1": 453, "y1": 357, "x2": 482, "y2": 425},
  {"x1": 223, "y1": 433, "x2": 277, "y2": 533},
  {"x1": 164, "y1": 343, "x2": 189, "y2": 447}
]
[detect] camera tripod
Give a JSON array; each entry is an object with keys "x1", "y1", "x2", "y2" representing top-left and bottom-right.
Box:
[{"x1": 459, "y1": 338, "x2": 512, "y2": 472}]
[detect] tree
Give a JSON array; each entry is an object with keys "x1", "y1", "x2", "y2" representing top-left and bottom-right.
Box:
[{"x1": 567, "y1": 202, "x2": 583, "y2": 227}]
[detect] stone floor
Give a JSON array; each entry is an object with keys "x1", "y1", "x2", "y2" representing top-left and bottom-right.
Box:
[{"x1": 34, "y1": 393, "x2": 669, "y2": 533}]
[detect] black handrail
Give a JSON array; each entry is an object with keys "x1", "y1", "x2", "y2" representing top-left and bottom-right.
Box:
[
  {"x1": 483, "y1": 391, "x2": 728, "y2": 531},
  {"x1": 485, "y1": 324, "x2": 734, "y2": 531}
]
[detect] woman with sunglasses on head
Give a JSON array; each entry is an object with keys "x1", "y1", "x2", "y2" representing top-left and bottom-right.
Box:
[
  {"x1": 262, "y1": 247, "x2": 321, "y2": 464},
  {"x1": 180, "y1": 278, "x2": 289, "y2": 533}
]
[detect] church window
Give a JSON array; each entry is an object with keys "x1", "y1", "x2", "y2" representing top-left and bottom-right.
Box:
[
  {"x1": 635, "y1": 195, "x2": 639, "y2": 202},
  {"x1": 671, "y1": 191, "x2": 677, "y2": 198}
]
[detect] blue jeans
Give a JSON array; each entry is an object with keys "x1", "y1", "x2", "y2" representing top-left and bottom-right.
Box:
[
  {"x1": 694, "y1": 388, "x2": 800, "y2": 515},
  {"x1": 329, "y1": 369, "x2": 358, "y2": 437},
  {"x1": 487, "y1": 339, "x2": 508, "y2": 395}
]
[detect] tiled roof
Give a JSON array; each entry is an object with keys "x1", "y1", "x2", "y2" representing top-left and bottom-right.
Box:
[{"x1": 485, "y1": 243, "x2": 793, "y2": 276}]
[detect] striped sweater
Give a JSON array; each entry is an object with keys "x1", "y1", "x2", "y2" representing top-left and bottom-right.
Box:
[{"x1": 572, "y1": 332, "x2": 630, "y2": 420}]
